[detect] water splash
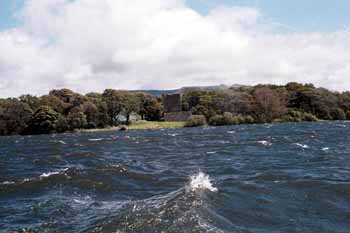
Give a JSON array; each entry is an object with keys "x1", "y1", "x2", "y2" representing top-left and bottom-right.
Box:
[
  {"x1": 88, "y1": 138, "x2": 104, "y2": 142},
  {"x1": 294, "y1": 143, "x2": 310, "y2": 149},
  {"x1": 258, "y1": 140, "x2": 272, "y2": 146},
  {"x1": 40, "y1": 171, "x2": 60, "y2": 178},
  {"x1": 189, "y1": 172, "x2": 218, "y2": 192}
]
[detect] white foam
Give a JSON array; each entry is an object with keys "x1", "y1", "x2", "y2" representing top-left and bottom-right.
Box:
[
  {"x1": 294, "y1": 143, "x2": 310, "y2": 149},
  {"x1": 258, "y1": 141, "x2": 272, "y2": 146},
  {"x1": 168, "y1": 134, "x2": 178, "y2": 137},
  {"x1": 189, "y1": 172, "x2": 218, "y2": 192},
  {"x1": 88, "y1": 138, "x2": 104, "y2": 142},
  {"x1": 206, "y1": 151, "x2": 217, "y2": 154},
  {"x1": 322, "y1": 147, "x2": 330, "y2": 151},
  {"x1": 40, "y1": 171, "x2": 60, "y2": 178},
  {"x1": 1, "y1": 181, "x2": 15, "y2": 185}
]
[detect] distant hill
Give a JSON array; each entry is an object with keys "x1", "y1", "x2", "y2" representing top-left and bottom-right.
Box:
[
  {"x1": 177, "y1": 84, "x2": 230, "y2": 93},
  {"x1": 132, "y1": 84, "x2": 237, "y2": 96},
  {"x1": 130, "y1": 89, "x2": 178, "y2": 96}
]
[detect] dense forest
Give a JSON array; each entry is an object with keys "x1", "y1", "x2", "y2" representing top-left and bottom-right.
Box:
[{"x1": 1, "y1": 82, "x2": 350, "y2": 136}]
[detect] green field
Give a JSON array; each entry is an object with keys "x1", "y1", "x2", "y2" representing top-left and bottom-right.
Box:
[
  {"x1": 128, "y1": 121, "x2": 186, "y2": 130},
  {"x1": 80, "y1": 121, "x2": 186, "y2": 133}
]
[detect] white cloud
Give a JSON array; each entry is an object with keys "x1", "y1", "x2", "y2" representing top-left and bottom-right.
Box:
[{"x1": 1, "y1": 0, "x2": 350, "y2": 97}]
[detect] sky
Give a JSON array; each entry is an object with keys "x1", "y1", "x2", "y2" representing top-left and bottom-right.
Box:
[
  {"x1": 0, "y1": 0, "x2": 350, "y2": 97},
  {"x1": 187, "y1": 0, "x2": 350, "y2": 32}
]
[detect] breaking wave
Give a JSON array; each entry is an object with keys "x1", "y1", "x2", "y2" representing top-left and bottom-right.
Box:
[
  {"x1": 83, "y1": 172, "x2": 223, "y2": 233},
  {"x1": 189, "y1": 172, "x2": 218, "y2": 193}
]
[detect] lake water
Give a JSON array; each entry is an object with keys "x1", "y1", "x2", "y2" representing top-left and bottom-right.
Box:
[{"x1": 1, "y1": 122, "x2": 350, "y2": 232}]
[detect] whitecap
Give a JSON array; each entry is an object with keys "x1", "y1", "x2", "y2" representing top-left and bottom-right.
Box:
[
  {"x1": 294, "y1": 143, "x2": 310, "y2": 149},
  {"x1": 88, "y1": 138, "x2": 104, "y2": 142},
  {"x1": 168, "y1": 134, "x2": 178, "y2": 137},
  {"x1": 189, "y1": 172, "x2": 218, "y2": 192},
  {"x1": 1, "y1": 181, "x2": 15, "y2": 185},
  {"x1": 73, "y1": 199, "x2": 86, "y2": 204},
  {"x1": 40, "y1": 171, "x2": 60, "y2": 178},
  {"x1": 206, "y1": 151, "x2": 217, "y2": 155},
  {"x1": 322, "y1": 147, "x2": 330, "y2": 151},
  {"x1": 227, "y1": 131, "x2": 235, "y2": 134},
  {"x1": 73, "y1": 196, "x2": 92, "y2": 205},
  {"x1": 258, "y1": 141, "x2": 272, "y2": 146}
]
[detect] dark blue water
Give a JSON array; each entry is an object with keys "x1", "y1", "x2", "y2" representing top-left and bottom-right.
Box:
[{"x1": 1, "y1": 122, "x2": 350, "y2": 233}]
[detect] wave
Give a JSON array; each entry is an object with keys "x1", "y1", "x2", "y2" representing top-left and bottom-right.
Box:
[
  {"x1": 1, "y1": 170, "x2": 229, "y2": 232},
  {"x1": 0, "y1": 166, "x2": 168, "y2": 195},
  {"x1": 258, "y1": 141, "x2": 272, "y2": 146},
  {"x1": 40, "y1": 171, "x2": 62, "y2": 178},
  {"x1": 88, "y1": 138, "x2": 104, "y2": 142},
  {"x1": 189, "y1": 172, "x2": 218, "y2": 193},
  {"x1": 294, "y1": 143, "x2": 310, "y2": 149},
  {"x1": 83, "y1": 172, "x2": 226, "y2": 233}
]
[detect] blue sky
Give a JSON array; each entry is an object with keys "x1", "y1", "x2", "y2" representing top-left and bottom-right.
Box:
[
  {"x1": 186, "y1": 0, "x2": 350, "y2": 32},
  {"x1": 1, "y1": 0, "x2": 350, "y2": 32},
  {"x1": 0, "y1": 0, "x2": 23, "y2": 30}
]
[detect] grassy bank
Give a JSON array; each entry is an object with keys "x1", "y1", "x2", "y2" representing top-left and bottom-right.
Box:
[
  {"x1": 79, "y1": 126, "x2": 120, "y2": 133},
  {"x1": 128, "y1": 121, "x2": 186, "y2": 130},
  {"x1": 80, "y1": 121, "x2": 185, "y2": 133}
]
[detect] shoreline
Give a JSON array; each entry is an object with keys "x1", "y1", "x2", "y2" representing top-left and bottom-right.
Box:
[
  {"x1": 79, "y1": 121, "x2": 186, "y2": 133},
  {"x1": 79, "y1": 119, "x2": 339, "y2": 133}
]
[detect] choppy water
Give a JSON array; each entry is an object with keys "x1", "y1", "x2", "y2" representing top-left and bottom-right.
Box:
[{"x1": 1, "y1": 122, "x2": 350, "y2": 233}]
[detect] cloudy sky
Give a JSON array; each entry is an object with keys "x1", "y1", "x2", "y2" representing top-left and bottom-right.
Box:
[{"x1": 1, "y1": 0, "x2": 350, "y2": 97}]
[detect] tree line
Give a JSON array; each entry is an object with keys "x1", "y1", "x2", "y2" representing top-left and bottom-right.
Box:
[
  {"x1": 1, "y1": 82, "x2": 350, "y2": 135},
  {"x1": 183, "y1": 82, "x2": 350, "y2": 127},
  {"x1": 0, "y1": 89, "x2": 162, "y2": 135}
]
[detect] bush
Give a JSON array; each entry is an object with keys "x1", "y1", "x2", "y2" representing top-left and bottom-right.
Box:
[
  {"x1": 288, "y1": 110, "x2": 303, "y2": 121},
  {"x1": 279, "y1": 110, "x2": 318, "y2": 123},
  {"x1": 331, "y1": 108, "x2": 346, "y2": 120},
  {"x1": 208, "y1": 112, "x2": 234, "y2": 126},
  {"x1": 303, "y1": 112, "x2": 318, "y2": 122},
  {"x1": 243, "y1": 115, "x2": 255, "y2": 124},
  {"x1": 234, "y1": 115, "x2": 246, "y2": 124},
  {"x1": 208, "y1": 115, "x2": 225, "y2": 126},
  {"x1": 223, "y1": 112, "x2": 235, "y2": 124},
  {"x1": 185, "y1": 115, "x2": 207, "y2": 127},
  {"x1": 208, "y1": 113, "x2": 256, "y2": 126}
]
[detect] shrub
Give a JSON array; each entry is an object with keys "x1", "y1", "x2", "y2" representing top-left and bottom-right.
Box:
[
  {"x1": 208, "y1": 112, "x2": 242, "y2": 126},
  {"x1": 208, "y1": 115, "x2": 225, "y2": 126},
  {"x1": 208, "y1": 113, "x2": 256, "y2": 126},
  {"x1": 331, "y1": 108, "x2": 346, "y2": 120},
  {"x1": 302, "y1": 113, "x2": 318, "y2": 122},
  {"x1": 280, "y1": 110, "x2": 318, "y2": 123},
  {"x1": 288, "y1": 110, "x2": 303, "y2": 121},
  {"x1": 234, "y1": 115, "x2": 246, "y2": 124},
  {"x1": 243, "y1": 115, "x2": 255, "y2": 124},
  {"x1": 223, "y1": 112, "x2": 235, "y2": 124},
  {"x1": 185, "y1": 115, "x2": 207, "y2": 127}
]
